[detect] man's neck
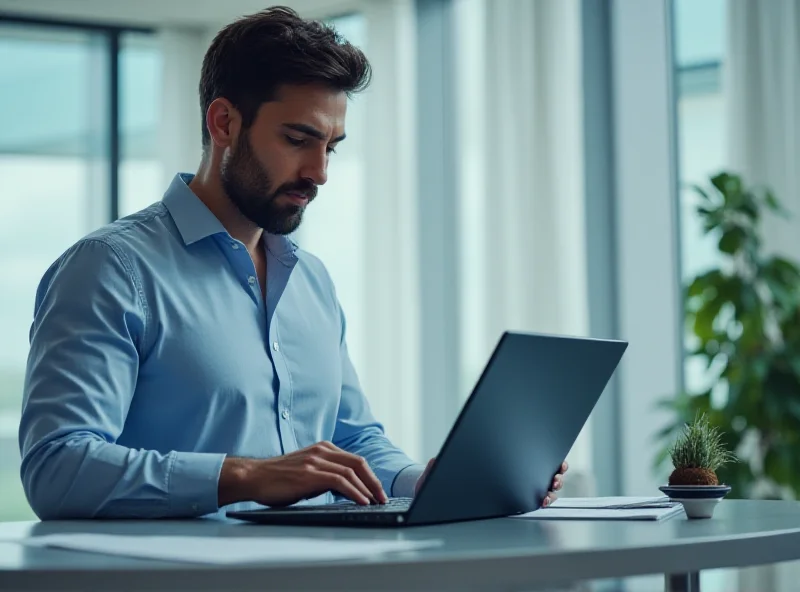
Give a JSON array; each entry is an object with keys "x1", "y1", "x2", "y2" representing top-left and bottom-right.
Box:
[{"x1": 188, "y1": 162, "x2": 263, "y2": 254}]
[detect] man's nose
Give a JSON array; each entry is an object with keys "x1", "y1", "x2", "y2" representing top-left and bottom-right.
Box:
[{"x1": 300, "y1": 151, "x2": 328, "y2": 187}]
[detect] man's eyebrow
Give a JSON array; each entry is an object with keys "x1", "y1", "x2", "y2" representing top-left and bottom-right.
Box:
[{"x1": 283, "y1": 123, "x2": 346, "y2": 143}]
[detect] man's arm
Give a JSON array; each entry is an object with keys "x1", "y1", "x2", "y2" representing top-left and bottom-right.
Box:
[
  {"x1": 330, "y1": 305, "x2": 426, "y2": 498},
  {"x1": 19, "y1": 239, "x2": 225, "y2": 519}
]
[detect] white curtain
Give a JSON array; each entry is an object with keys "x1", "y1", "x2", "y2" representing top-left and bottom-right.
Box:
[
  {"x1": 726, "y1": 0, "x2": 800, "y2": 257},
  {"x1": 726, "y1": 3, "x2": 800, "y2": 589},
  {"x1": 455, "y1": 0, "x2": 593, "y2": 495}
]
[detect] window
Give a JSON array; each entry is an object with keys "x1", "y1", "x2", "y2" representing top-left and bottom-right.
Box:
[
  {"x1": 119, "y1": 33, "x2": 163, "y2": 216},
  {"x1": 674, "y1": 0, "x2": 727, "y2": 283},
  {"x1": 672, "y1": 0, "x2": 727, "y2": 395},
  {"x1": 0, "y1": 18, "x2": 159, "y2": 521}
]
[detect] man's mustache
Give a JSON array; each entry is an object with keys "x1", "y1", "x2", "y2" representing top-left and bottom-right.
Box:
[{"x1": 276, "y1": 181, "x2": 317, "y2": 201}]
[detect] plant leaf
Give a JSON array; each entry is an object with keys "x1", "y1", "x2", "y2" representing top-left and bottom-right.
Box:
[
  {"x1": 718, "y1": 227, "x2": 747, "y2": 254},
  {"x1": 692, "y1": 184, "x2": 713, "y2": 203}
]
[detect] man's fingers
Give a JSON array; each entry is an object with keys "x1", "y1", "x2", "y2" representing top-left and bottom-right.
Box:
[
  {"x1": 543, "y1": 492, "x2": 559, "y2": 506},
  {"x1": 324, "y1": 449, "x2": 388, "y2": 503},
  {"x1": 314, "y1": 459, "x2": 374, "y2": 504},
  {"x1": 317, "y1": 469, "x2": 372, "y2": 505},
  {"x1": 552, "y1": 475, "x2": 563, "y2": 491},
  {"x1": 561, "y1": 460, "x2": 569, "y2": 473}
]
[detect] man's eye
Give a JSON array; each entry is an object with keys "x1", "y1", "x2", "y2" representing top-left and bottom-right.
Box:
[
  {"x1": 326, "y1": 145, "x2": 337, "y2": 155},
  {"x1": 285, "y1": 136, "x2": 305, "y2": 147}
]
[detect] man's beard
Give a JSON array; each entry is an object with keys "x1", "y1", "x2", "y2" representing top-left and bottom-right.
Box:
[{"x1": 220, "y1": 132, "x2": 317, "y2": 235}]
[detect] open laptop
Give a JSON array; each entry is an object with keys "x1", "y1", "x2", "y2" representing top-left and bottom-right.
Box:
[{"x1": 227, "y1": 331, "x2": 627, "y2": 527}]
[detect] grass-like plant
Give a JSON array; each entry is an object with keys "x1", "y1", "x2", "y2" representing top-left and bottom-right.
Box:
[{"x1": 669, "y1": 414, "x2": 738, "y2": 486}]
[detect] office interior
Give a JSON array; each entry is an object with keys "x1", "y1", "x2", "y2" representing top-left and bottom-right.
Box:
[{"x1": 1, "y1": 0, "x2": 799, "y2": 590}]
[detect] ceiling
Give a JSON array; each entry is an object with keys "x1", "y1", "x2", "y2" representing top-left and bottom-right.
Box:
[{"x1": 0, "y1": 0, "x2": 361, "y2": 29}]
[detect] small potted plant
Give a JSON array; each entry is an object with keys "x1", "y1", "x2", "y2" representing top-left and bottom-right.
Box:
[{"x1": 659, "y1": 414, "x2": 737, "y2": 518}]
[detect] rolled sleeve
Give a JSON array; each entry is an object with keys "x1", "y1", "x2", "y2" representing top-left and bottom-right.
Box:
[{"x1": 391, "y1": 463, "x2": 427, "y2": 498}]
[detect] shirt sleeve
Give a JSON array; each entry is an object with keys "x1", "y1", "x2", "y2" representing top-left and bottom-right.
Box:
[
  {"x1": 330, "y1": 300, "x2": 426, "y2": 498},
  {"x1": 19, "y1": 238, "x2": 225, "y2": 520}
]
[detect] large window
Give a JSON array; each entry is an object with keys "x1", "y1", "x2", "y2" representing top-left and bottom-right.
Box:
[
  {"x1": 674, "y1": 0, "x2": 726, "y2": 283},
  {"x1": 119, "y1": 33, "x2": 163, "y2": 216},
  {"x1": 673, "y1": 0, "x2": 726, "y2": 396},
  {"x1": 0, "y1": 18, "x2": 159, "y2": 521}
]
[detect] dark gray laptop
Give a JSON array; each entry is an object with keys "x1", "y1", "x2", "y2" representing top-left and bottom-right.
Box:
[{"x1": 227, "y1": 331, "x2": 627, "y2": 527}]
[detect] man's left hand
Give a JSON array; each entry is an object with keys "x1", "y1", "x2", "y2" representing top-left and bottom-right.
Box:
[
  {"x1": 542, "y1": 460, "x2": 568, "y2": 506},
  {"x1": 414, "y1": 458, "x2": 569, "y2": 506}
]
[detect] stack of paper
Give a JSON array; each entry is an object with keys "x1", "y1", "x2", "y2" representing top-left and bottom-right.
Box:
[
  {"x1": 511, "y1": 496, "x2": 684, "y2": 521},
  {"x1": 23, "y1": 534, "x2": 442, "y2": 565}
]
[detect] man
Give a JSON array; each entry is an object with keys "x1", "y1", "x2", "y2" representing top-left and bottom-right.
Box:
[{"x1": 19, "y1": 6, "x2": 566, "y2": 519}]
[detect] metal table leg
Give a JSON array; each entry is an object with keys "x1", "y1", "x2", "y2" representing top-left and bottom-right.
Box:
[{"x1": 665, "y1": 572, "x2": 701, "y2": 592}]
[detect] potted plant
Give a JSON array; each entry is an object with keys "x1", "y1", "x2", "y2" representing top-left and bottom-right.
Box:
[
  {"x1": 655, "y1": 172, "x2": 800, "y2": 501},
  {"x1": 659, "y1": 414, "x2": 737, "y2": 518}
]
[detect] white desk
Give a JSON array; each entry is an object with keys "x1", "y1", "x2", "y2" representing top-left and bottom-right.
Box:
[{"x1": 2, "y1": 500, "x2": 800, "y2": 591}]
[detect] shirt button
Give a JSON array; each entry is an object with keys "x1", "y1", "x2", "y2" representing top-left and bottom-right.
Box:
[
  {"x1": 281, "y1": 409, "x2": 290, "y2": 420},
  {"x1": 248, "y1": 276, "x2": 256, "y2": 286},
  {"x1": 231, "y1": 243, "x2": 240, "y2": 250},
  {"x1": 273, "y1": 341, "x2": 280, "y2": 352}
]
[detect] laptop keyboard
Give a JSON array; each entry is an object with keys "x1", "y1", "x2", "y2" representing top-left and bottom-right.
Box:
[{"x1": 305, "y1": 497, "x2": 413, "y2": 513}]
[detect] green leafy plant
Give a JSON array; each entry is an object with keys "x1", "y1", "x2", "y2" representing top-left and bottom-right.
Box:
[
  {"x1": 655, "y1": 172, "x2": 800, "y2": 499},
  {"x1": 668, "y1": 414, "x2": 737, "y2": 485}
]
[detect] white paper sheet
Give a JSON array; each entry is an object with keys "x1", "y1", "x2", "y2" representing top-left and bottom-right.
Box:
[
  {"x1": 23, "y1": 534, "x2": 442, "y2": 565},
  {"x1": 511, "y1": 496, "x2": 684, "y2": 521},
  {"x1": 549, "y1": 496, "x2": 673, "y2": 509}
]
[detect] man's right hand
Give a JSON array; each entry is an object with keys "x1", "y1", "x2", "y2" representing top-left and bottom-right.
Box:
[{"x1": 218, "y1": 442, "x2": 389, "y2": 508}]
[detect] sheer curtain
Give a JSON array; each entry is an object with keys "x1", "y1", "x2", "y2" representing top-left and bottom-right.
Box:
[
  {"x1": 455, "y1": 0, "x2": 593, "y2": 495},
  {"x1": 726, "y1": 0, "x2": 800, "y2": 257},
  {"x1": 726, "y1": 3, "x2": 800, "y2": 590}
]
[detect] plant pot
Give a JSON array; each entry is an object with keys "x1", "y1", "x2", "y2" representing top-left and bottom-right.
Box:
[{"x1": 658, "y1": 485, "x2": 731, "y2": 519}]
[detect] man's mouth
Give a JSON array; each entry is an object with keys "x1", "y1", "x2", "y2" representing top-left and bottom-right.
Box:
[{"x1": 283, "y1": 191, "x2": 310, "y2": 207}]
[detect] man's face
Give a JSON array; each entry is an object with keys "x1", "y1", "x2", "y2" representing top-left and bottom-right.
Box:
[{"x1": 220, "y1": 84, "x2": 347, "y2": 235}]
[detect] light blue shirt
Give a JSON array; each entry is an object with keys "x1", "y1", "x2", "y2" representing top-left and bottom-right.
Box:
[{"x1": 19, "y1": 173, "x2": 424, "y2": 520}]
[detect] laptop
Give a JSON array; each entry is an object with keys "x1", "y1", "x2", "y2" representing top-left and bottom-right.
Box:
[{"x1": 227, "y1": 331, "x2": 628, "y2": 527}]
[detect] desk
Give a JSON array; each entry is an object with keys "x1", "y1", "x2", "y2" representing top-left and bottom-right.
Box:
[{"x1": 2, "y1": 500, "x2": 800, "y2": 592}]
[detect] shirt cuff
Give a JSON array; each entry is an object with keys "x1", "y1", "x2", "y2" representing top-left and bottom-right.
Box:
[
  {"x1": 391, "y1": 463, "x2": 427, "y2": 498},
  {"x1": 168, "y1": 451, "x2": 226, "y2": 516}
]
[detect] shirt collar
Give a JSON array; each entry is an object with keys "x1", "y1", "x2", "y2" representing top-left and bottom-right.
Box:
[
  {"x1": 265, "y1": 233, "x2": 299, "y2": 267},
  {"x1": 162, "y1": 173, "x2": 227, "y2": 246},
  {"x1": 162, "y1": 173, "x2": 299, "y2": 265}
]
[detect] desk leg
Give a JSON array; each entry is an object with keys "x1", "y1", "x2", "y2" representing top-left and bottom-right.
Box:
[{"x1": 665, "y1": 572, "x2": 700, "y2": 592}]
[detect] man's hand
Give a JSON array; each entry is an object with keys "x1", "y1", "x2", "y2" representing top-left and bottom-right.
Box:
[
  {"x1": 414, "y1": 458, "x2": 569, "y2": 506},
  {"x1": 542, "y1": 460, "x2": 568, "y2": 506},
  {"x1": 218, "y1": 442, "x2": 389, "y2": 508}
]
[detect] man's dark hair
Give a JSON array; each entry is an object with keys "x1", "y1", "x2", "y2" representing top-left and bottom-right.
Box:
[{"x1": 199, "y1": 6, "x2": 372, "y2": 147}]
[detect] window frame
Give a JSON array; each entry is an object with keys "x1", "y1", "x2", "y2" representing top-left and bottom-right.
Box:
[{"x1": 0, "y1": 12, "x2": 154, "y2": 222}]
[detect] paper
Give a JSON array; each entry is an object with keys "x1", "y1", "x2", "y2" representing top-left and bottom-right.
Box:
[
  {"x1": 549, "y1": 496, "x2": 673, "y2": 509},
  {"x1": 23, "y1": 534, "x2": 442, "y2": 565},
  {"x1": 511, "y1": 496, "x2": 684, "y2": 521}
]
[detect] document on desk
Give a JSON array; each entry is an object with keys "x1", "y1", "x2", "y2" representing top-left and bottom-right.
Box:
[
  {"x1": 23, "y1": 534, "x2": 442, "y2": 565},
  {"x1": 511, "y1": 496, "x2": 684, "y2": 521}
]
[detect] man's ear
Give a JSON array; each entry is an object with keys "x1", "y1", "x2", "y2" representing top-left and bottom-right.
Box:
[{"x1": 206, "y1": 98, "x2": 241, "y2": 149}]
